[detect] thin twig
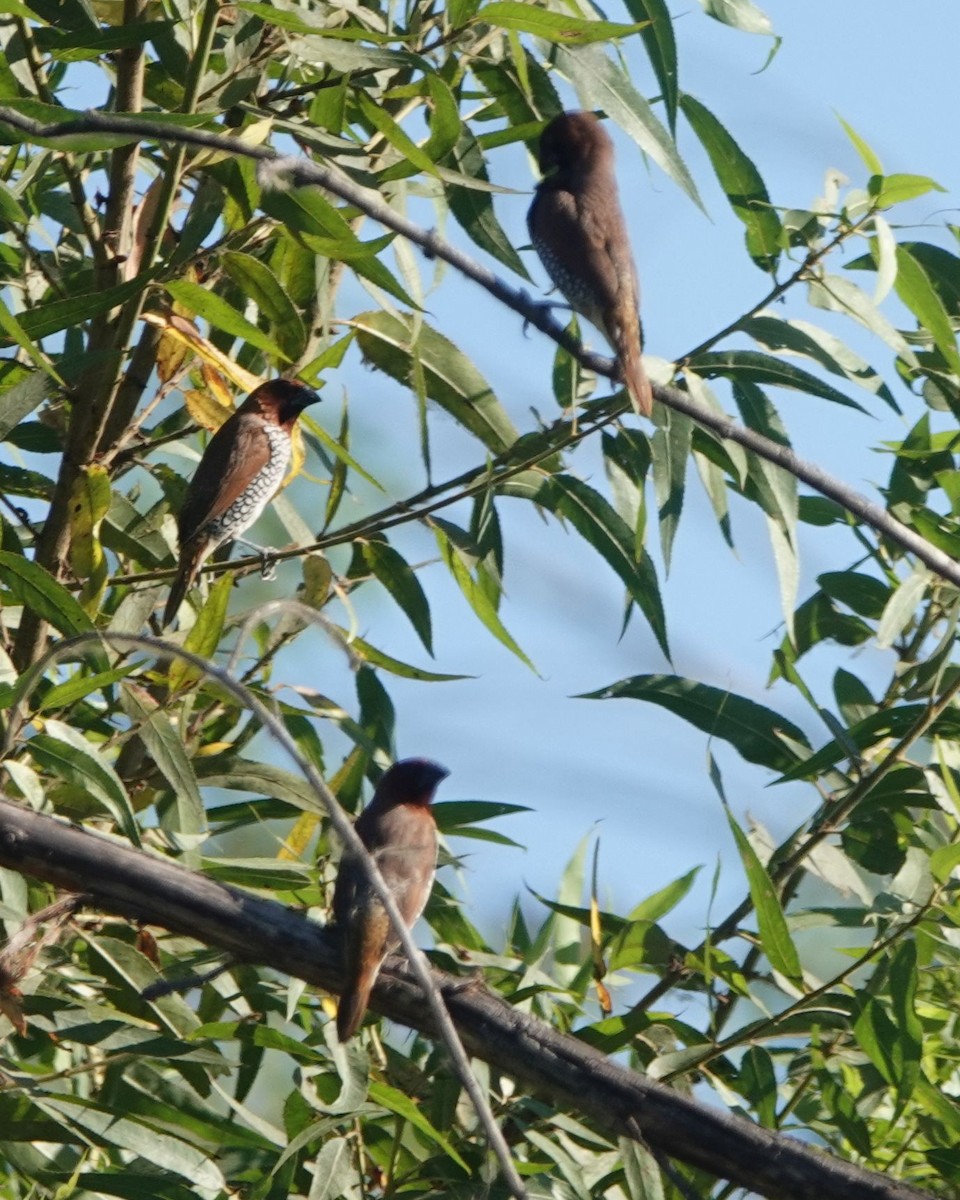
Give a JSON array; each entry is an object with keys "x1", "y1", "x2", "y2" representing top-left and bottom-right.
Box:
[{"x1": 0, "y1": 108, "x2": 956, "y2": 592}]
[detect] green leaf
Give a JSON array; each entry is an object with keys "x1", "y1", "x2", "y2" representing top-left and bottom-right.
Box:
[
  {"x1": 38, "y1": 664, "x2": 138, "y2": 711},
  {"x1": 0, "y1": 371, "x2": 51, "y2": 441},
  {"x1": 357, "y1": 90, "x2": 439, "y2": 178},
  {"x1": 361, "y1": 539, "x2": 433, "y2": 655},
  {"x1": 434, "y1": 523, "x2": 535, "y2": 670},
  {"x1": 169, "y1": 571, "x2": 234, "y2": 692},
  {"x1": 0, "y1": 296, "x2": 61, "y2": 382},
  {"x1": 221, "y1": 250, "x2": 307, "y2": 362},
  {"x1": 368, "y1": 1081, "x2": 469, "y2": 1170},
  {"x1": 699, "y1": 0, "x2": 773, "y2": 34},
  {"x1": 868, "y1": 173, "x2": 945, "y2": 210},
  {"x1": 651, "y1": 406, "x2": 692, "y2": 573},
  {"x1": 18, "y1": 276, "x2": 150, "y2": 340},
  {"x1": 838, "y1": 115, "x2": 883, "y2": 175},
  {"x1": 817, "y1": 570, "x2": 890, "y2": 620},
  {"x1": 895, "y1": 245, "x2": 960, "y2": 376},
  {"x1": 876, "y1": 567, "x2": 929, "y2": 649},
  {"x1": 348, "y1": 634, "x2": 473, "y2": 681},
  {"x1": 690, "y1": 349, "x2": 864, "y2": 410},
  {"x1": 28, "y1": 720, "x2": 141, "y2": 846},
  {"x1": 120, "y1": 684, "x2": 206, "y2": 841},
  {"x1": 164, "y1": 280, "x2": 288, "y2": 361},
  {"x1": 625, "y1": 0, "x2": 678, "y2": 132},
  {"x1": 580, "y1": 674, "x2": 809, "y2": 771},
  {"x1": 443, "y1": 127, "x2": 530, "y2": 278},
  {"x1": 726, "y1": 808, "x2": 803, "y2": 986},
  {"x1": 556, "y1": 44, "x2": 702, "y2": 209},
  {"x1": 0, "y1": 550, "x2": 99, "y2": 640},
  {"x1": 476, "y1": 2, "x2": 646, "y2": 44},
  {"x1": 354, "y1": 310, "x2": 519, "y2": 452},
  {"x1": 542, "y1": 474, "x2": 669, "y2": 659},
  {"x1": 627, "y1": 866, "x2": 701, "y2": 922},
  {"x1": 680, "y1": 94, "x2": 781, "y2": 271}
]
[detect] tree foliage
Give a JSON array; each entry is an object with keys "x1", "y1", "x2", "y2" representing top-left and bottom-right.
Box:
[{"x1": 0, "y1": 0, "x2": 959, "y2": 1197}]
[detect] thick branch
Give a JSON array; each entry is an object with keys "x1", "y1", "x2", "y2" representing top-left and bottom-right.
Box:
[{"x1": 0, "y1": 799, "x2": 929, "y2": 1200}]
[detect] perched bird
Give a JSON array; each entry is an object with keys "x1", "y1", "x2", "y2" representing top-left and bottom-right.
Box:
[
  {"x1": 332, "y1": 758, "x2": 448, "y2": 1042},
  {"x1": 162, "y1": 378, "x2": 321, "y2": 628},
  {"x1": 527, "y1": 111, "x2": 653, "y2": 418}
]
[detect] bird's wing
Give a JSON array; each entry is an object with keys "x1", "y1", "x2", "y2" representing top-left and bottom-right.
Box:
[{"x1": 177, "y1": 412, "x2": 272, "y2": 543}]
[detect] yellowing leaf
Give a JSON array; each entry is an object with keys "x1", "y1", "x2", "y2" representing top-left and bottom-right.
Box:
[
  {"x1": 284, "y1": 422, "x2": 306, "y2": 487},
  {"x1": 201, "y1": 363, "x2": 234, "y2": 409},
  {"x1": 141, "y1": 311, "x2": 262, "y2": 392},
  {"x1": 68, "y1": 465, "x2": 111, "y2": 615},
  {"x1": 183, "y1": 387, "x2": 234, "y2": 433},
  {"x1": 279, "y1": 810, "x2": 319, "y2": 861}
]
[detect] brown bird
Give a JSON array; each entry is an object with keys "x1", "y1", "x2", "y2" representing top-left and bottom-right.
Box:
[
  {"x1": 162, "y1": 378, "x2": 321, "y2": 628},
  {"x1": 527, "y1": 111, "x2": 653, "y2": 418},
  {"x1": 332, "y1": 758, "x2": 448, "y2": 1042}
]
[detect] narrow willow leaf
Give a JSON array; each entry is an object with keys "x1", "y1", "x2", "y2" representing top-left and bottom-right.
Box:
[
  {"x1": 361, "y1": 539, "x2": 433, "y2": 655},
  {"x1": 556, "y1": 44, "x2": 702, "y2": 209},
  {"x1": 348, "y1": 634, "x2": 473, "y2": 681},
  {"x1": 443, "y1": 129, "x2": 531, "y2": 279},
  {"x1": 740, "y1": 313, "x2": 898, "y2": 409},
  {"x1": 542, "y1": 474, "x2": 669, "y2": 658},
  {"x1": 68, "y1": 465, "x2": 111, "y2": 616},
  {"x1": 774, "y1": 704, "x2": 960, "y2": 784},
  {"x1": 28, "y1": 721, "x2": 140, "y2": 846},
  {"x1": 627, "y1": 866, "x2": 701, "y2": 922},
  {"x1": 121, "y1": 684, "x2": 206, "y2": 841},
  {"x1": 357, "y1": 90, "x2": 439, "y2": 178},
  {"x1": 580, "y1": 674, "x2": 808, "y2": 771},
  {"x1": 625, "y1": 0, "x2": 678, "y2": 131},
  {"x1": 895, "y1": 245, "x2": 960, "y2": 376},
  {"x1": 165, "y1": 280, "x2": 288, "y2": 361},
  {"x1": 808, "y1": 274, "x2": 916, "y2": 364},
  {"x1": 168, "y1": 571, "x2": 234, "y2": 691},
  {"x1": 699, "y1": 0, "x2": 773, "y2": 34},
  {"x1": 690, "y1": 348, "x2": 863, "y2": 410},
  {"x1": 38, "y1": 665, "x2": 138, "y2": 712},
  {"x1": 434, "y1": 525, "x2": 535, "y2": 670},
  {"x1": 726, "y1": 808, "x2": 803, "y2": 986},
  {"x1": 0, "y1": 297, "x2": 61, "y2": 382},
  {"x1": 838, "y1": 115, "x2": 883, "y2": 175},
  {"x1": 0, "y1": 551, "x2": 100, "y2": 644},
  {"x1": 0, "y1": 371, "x2": 49, "y2": 441},
  {"x1": 477, "y1": 2, "x2": 645, "y2": 43},
  {"x1": 368, "y1": 1081, "x2": 469, "y2": 1169},
  {"x1": 876, "y1": 567, "x2": 929, "y2": 649},
  {"x1": 869, "y1": 173, "x2": 945, "y2": 210},
  {"x1": 651, "y1": 406, "x2": 692, "y2": 573},
  {"x1": 19, "y1": 276, "x2": 149, "y2": 340},
  {"x1": 354, "y1": 310, "x2": 519, "y2": 452},
  {"x1": 221, "y1": 250, "x2": 306, "y2": 362},
  {"x1": 680, "y1": 94, "x2": 781, "y2": 271}
]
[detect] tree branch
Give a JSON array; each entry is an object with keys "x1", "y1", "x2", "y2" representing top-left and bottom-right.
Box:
[
  {"x1": 0, "y1": 798, "x2": 930, "y2": 1200},
  {"x1": 0, "y1": 107, "x2": 956, "y2": 594}
]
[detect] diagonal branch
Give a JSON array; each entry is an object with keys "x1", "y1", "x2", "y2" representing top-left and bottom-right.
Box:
[
  {"x1": 10, "y1": 631, "x2": 527, "y2": 1200},
  {"x1": 0, "y1": 795, "x2": 930, "y2": 1200}
]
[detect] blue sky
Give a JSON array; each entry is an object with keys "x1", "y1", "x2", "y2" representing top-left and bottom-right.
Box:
[{"x1": 281, "y1": 1, "x2": 960, "y2": 960}]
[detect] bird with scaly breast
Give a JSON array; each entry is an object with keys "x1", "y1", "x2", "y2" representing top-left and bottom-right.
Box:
[
  {"x1": 332, "y1": 758, "x2": 448, "y2": 1042},
  {"x1": 527, "y1": 111, "x2": 653, "y2": 418},
  {"x1": 162, "y1": 378, "x2": 321, "y2": 628}
]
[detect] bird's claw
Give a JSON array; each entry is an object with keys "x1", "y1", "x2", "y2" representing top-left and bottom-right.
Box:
[{"x1": 258, "y1": 553, "x2": 277, "y2": 582}]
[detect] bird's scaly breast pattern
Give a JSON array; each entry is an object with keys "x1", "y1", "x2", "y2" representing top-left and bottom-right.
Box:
[{"x1": 206, "y1": 423, "x2": 291, "y2": 543}]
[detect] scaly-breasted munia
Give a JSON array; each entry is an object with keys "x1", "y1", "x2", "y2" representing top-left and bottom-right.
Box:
[
  {"x1": 527, "y1": 111, "x2": 653, "y2": 418},
  {"x1": 332, "y1": 758, "x2": 448, "y2": 1042},
  {"x1": 162, "y1": 378, "x2": 320, "y2": 628}
]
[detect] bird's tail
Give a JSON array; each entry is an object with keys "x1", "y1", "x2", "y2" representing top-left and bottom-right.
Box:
[
  {"x1": 606, "y1": 307, "x2": 653, "y2": 418},
  {"x1": 161, "y1": 540, "x2": 206, "y2": 629},
  {"x1": 336, "y1": 969, "x2": 377, "y2": 1042}
]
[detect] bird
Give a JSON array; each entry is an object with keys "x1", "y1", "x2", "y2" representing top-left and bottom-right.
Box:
[
  {"x1": 332, "y1": 758, "x2": 448, "y2": 1042},
  {"x1": 527, "y1": 110, "x2": 653, "y2": 418},
  {"x1": 162, "y1": 378, "x2": 321, "y2": 628}
]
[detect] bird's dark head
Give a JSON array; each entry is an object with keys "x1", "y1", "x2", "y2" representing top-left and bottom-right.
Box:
[
  {"x1": 374, "y1": 758, "x2": 450, "y2": 808},
  {"x1": 247, "y1": 379, "x2": 322, "y2": 426},
  {"x1": 537, "y1": 110, "x2": 614, "y2": 176}
]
